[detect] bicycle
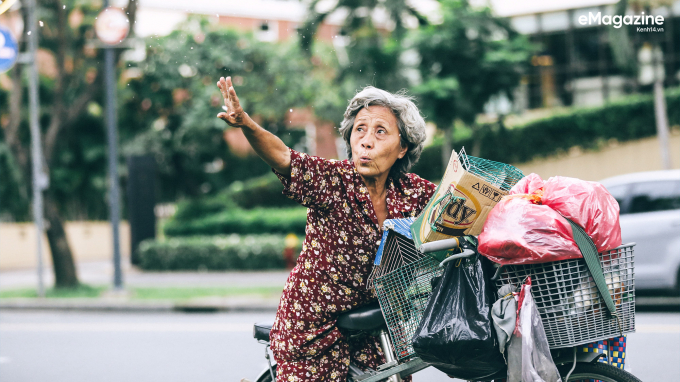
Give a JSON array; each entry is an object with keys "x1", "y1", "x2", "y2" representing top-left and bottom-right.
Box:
[{"x1": 251, "y1": 239, "x2": 642, "y2": 382}]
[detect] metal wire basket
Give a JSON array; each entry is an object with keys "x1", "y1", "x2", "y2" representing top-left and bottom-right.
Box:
[
  {"x1": 458, "y1": 147, "x2": 524, "y2": 192},
  {"x1": 495, "y1": 243, "x2": 636, "y2": 349},
  {"x1": 367, "y1": 218, "x2": 418, "y2": 289},
  {"x1": 374, "y1": 254, "x2": 443, "y2": 362}
]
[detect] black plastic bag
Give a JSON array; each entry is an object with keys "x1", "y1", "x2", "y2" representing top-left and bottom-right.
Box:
[{"x1": 412, "y1": 255, "x2": 506, "y2": 380}]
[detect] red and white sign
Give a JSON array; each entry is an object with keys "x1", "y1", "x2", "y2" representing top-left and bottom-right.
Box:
[{"x1": 95, "y1": 7, "x2": 129, "y2": 46}]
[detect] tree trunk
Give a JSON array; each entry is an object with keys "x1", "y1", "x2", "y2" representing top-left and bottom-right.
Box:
[
  {"x1": 44, "y1": 193, "x2": 79, "y2": 288},
  {"x1": 7, "y1": 66, "x2": 30, "y2": 201}
]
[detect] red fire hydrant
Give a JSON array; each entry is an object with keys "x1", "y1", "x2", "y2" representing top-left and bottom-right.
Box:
[{"x1": 283, "y1": 233, "x2": 300, "y2": 269}]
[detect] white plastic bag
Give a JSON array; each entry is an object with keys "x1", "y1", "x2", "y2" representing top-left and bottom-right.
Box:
[{"x1": 507, "y1": 279, "x2": 562, "y2": 382}]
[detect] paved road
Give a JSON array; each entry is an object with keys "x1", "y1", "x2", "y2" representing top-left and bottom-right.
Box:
[{"x1": 0, "y1": 310, "x2": 678, "y2": 382}]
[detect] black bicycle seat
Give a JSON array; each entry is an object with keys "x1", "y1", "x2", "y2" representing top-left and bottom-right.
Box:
[
  {"x1": 337, "y1": 302, "x2": 386, "y2": 331},
  {"x1": 254, "y1": 303, "x2": 385, "y2": 342},
  {"x1": 253, "y1": 322, "x2": 273, "y2": 342}
]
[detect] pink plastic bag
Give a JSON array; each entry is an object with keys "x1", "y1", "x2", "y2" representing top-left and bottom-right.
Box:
[
  {"x1": 510, "y1": 173, "x2": 544, "y2": 195},
  {"x1": 478, "y1": 196, "x2": 581, "y2": 265},
  {"x1": 541, "y1": 176, "x2": 621, "y2": 253},
  {"x1": 478, "y1": 173, "x2": 622, "y2": 265}
]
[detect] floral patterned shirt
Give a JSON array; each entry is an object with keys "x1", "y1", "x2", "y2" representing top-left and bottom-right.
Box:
[{"x1": 269, "y1": 148, "x2": 436, "y2": 362}]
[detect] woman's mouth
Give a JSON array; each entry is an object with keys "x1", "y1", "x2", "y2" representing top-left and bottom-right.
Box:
[{"x1": 359, "y1": 156, "x2": 372, "y2": 164}]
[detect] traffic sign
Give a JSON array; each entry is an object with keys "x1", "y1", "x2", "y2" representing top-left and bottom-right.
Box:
[
  {"x1": 95, "y1": 7, "x2": 129, "y2": 46},
  {"x1": 0, "y1": 26, "x2": 18, "y2": 73}
]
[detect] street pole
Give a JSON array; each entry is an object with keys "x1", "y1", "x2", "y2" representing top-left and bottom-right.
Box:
[
  {"x1": 653, "y1": 79, "x2": 671, "y2": 170},
  {"x1": 103, "y1": 1, "x2": 123, "y2": 290},
  {"x1": 26, "y1": 0, "x2": 46, "y2": 298},
  {"x1": 651, "y1": 32, "x2": 671, "y2": 170}
]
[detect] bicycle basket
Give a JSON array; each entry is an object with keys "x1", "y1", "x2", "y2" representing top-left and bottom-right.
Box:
[
  {"x1": 495, "y1": 243, "x2": 636, "y2": 348},
  {"x1": 458, "y1": 147, "x2": 524, "y2": 192},
  {"x1": 368, "y1": 218, "x2": 418, "y2": 290},
  {"x1": 368, "y1": 218, "x2": 444, "y2": 362},
  {"x1": 375, "y1": 255, "x2": 443, "y2": 362}
]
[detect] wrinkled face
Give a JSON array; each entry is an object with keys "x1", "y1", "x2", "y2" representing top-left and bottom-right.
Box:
[{"x1": 350, "y1": 106, "x2": 407, "y2": 181}]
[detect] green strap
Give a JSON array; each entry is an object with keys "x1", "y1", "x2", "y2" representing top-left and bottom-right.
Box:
[{"x1": 565, "y1": 218, "x2": 617, "y2": 316}]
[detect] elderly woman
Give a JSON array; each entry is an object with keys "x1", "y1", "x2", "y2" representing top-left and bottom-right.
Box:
[{"x1": 216, "y1": 77, "x2": 435, "y2": 381}]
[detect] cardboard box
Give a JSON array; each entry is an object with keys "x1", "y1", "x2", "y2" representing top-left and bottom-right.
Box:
[{"x1": 411, "y1": 150, "x2": 507, "y2": 248}]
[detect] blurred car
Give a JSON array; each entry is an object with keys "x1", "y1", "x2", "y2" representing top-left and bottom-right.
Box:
[{"x1": 600, "y1": 169, "x2": 680, "y2": 294}]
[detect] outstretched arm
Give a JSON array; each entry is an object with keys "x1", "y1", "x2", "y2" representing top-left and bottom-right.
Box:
[{"x1": 216, "y1": 76, "x2": 291, "y2": 176}]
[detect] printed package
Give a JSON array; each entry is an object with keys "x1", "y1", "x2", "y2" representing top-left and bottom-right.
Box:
[{"x1": 411, "y1": 150, "x2": 507, "y2": 248}]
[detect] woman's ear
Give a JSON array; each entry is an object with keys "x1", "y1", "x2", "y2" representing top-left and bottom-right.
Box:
[{"x1": 397, "y1": 144, "x2": 408, "y2": 159}]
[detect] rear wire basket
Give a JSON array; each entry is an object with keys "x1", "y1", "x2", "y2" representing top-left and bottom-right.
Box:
[
  {"x1": 495, "y1": 244, "x2": 636, "y2": 348},
  {"x1": 459, "y1": 147, "x2": 524, "y2": 192}
]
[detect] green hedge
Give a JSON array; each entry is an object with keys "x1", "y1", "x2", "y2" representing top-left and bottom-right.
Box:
[
  {"x1": 164, "y1": 207, "x2": 307, "y2": 237},
  {"x1": 172, "y1": 196, "x2": 236, "y2": 221},
  {"x1": 226, "y1": 173, "x2": 300, "y2": 209},
  {"x1": 138, "y1": 234, "x2": 299, "y2": 271},
  {"x1": 166, "y1": 173, "x2": 307, "y2": 238},
  {"x1": 171, "y1": 173, "x2": 299, "y2": 221},
  {"x1": 411, "y1": 88, "x2": 680, "y2": 181}
]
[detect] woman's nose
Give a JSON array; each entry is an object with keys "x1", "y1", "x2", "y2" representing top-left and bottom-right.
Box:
[{"x1": 360, "y1": 134, "x2": 374, "y2": 149}]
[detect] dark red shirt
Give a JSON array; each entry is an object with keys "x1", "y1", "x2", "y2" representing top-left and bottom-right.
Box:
[{"x1": 270, "y1": 149, "x2": 436, "y2": 362}]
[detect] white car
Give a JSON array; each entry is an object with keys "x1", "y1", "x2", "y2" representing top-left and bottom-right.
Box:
[{"x1": 600, "y1": 169, "x2": 680, "y2": 294}]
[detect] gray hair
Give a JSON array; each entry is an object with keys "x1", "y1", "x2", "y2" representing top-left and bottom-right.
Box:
[{"x1": 339, "y1": 86, "x2": 427, "y2": 179}]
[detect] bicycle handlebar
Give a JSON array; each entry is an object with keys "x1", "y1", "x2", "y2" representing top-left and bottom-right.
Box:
[
  {"x1": 419, "y1": 238, "x2": 461, "y2": 253},
  {"x1": 438, "y1": 249, "x2": 476, "y2": 267},
  {"x1": 419, "y1": 237, "x2": 477, "y2": 268}
]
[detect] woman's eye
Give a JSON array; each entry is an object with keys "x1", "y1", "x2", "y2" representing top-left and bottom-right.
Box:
[{"x1": 377, "y1": 128, "x2": 386, "y2": 134}]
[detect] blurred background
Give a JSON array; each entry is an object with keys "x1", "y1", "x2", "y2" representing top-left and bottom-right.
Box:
[
  {"x1": 0, "y1": 0, "x2": 678, "y2": 381},
  {"x1": 1, "y1": 0, "x2": 678, "y2": 284}
]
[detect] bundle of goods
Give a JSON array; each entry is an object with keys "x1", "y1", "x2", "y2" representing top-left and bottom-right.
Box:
[
  {"x1": 478, "y1": 173, "x2": 622, "y2": 265},
  {"x1": 479, "y1": 173, "x2": 635, "y2": 351},
  {"x1": 369, "y1": 148, "x2": 524, "y2": 364},
  {"x1": 411, "y1": 148, "x2": 524, "y2": 256}
]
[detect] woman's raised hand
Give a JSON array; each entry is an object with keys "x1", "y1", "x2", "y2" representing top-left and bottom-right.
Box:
[
  {"x1": 215, "y1": 76, "x2": 291, "y2": 175},
  {"x1": 216, "y1": 76, "x2": 251, "y2": 128}
]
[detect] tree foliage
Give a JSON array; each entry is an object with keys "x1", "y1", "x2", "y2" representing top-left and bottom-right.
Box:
[
  {"x1": 1, "y1": 0, "x2": 138, "y2": 288},
  {"x1": 1, "y1": 18, "x2": 320, "y2": 221},
  {"x1": 1, "y1": 1, "x2": 130, "y2": 222},
  {"x1": 412, "y1": 88, "x2": 680, "y2": 180},
  {"x1": 298, "y1": 0, "x2": 426, "y2": 53},
  {"x1": 295, "y1": 0, "x2": 429, "y2": 126},
  {"x1": 120, "y1": 21, "x2": 320, "y2": 201},
  {"x1": 413, "y1": 0, "x2": 535, "y2": 129}
]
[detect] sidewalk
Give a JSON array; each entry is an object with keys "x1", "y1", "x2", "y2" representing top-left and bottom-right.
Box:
[
  {"x1": 0, "y1": 260, "x2": 291, "y2": 312},
  {"x1": 2, "y1": 261, "x2": 677, "y2": 313}
]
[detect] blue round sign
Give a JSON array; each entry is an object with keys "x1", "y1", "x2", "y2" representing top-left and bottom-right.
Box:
[{"x1": 0, "y1": 26, "x2": 19, "y2": 73}]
